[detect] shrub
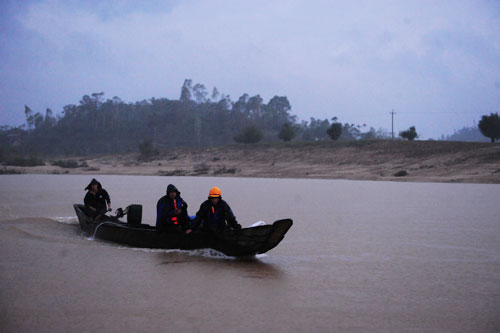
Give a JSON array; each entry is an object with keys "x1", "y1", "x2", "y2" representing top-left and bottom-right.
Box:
[
  {"x1": 478, "y1": 113, "x2": 500, "y2": 143},
  {"x1": 5, "y1": 156, "x2": 45, "y2": 167},
  {"x1": 51, "y1": 159, "x2": 80, "y2": 168},
  {"x1": 234, "y1": 126, "x2": 263, "y2": 144},
  {"x1": 158, "y1": 169, "x2": 187, "y2": 176},
  {"x1": 9, "y1": 157, "x2": 35, "y2": 167},
  {"x1": 326, "y1": 123, "x2": 342, "y2": 141},
  {"x1": 399, "y1": 126, "x2": 418, "y2": 141},
  {"x1": 0, "y1": 168, "x2": 23, "y2": 174},
  {"x1": 192, "y1": 163, "x2": 210, "y2": 175},
  {"x1": 394, "y1": 170, "x2": 408, "y2": 177},
  {"x1": 138, "y1": 139, "x2": 159, "y2": 161},
  {"x1": 278, "y1": 123, "x2": 297, "y2": 142},
  {"x1": 212, "y1": 166, "x2": 238, "y2": 175}
]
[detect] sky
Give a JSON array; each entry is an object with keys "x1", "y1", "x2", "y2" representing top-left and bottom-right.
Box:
[{"x1": 1, "y1": 0, "x2": 499, "y2": 139}]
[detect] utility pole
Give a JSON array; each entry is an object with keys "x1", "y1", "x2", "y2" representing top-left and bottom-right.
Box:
[{"x1": 390, "y1": 109, "x2": 396, "y2": 139}]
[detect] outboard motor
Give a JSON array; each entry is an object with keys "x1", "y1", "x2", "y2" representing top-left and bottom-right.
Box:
[{"x1": 126, "y1": 204, "x2": 142, "y2": 225}]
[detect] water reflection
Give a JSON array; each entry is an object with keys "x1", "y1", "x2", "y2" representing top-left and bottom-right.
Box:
[{"x1": 155, "y1": 250, "x2": 283, "y2": 279}]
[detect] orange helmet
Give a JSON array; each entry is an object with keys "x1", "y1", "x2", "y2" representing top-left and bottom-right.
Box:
[{"x1": 208, "y1": 186, "x2": 222, "y2": 198}]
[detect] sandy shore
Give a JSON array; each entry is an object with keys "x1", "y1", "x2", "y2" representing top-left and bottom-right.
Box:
[{"x1": 2, "y1": 140, "x2": 500, "y2": 184}]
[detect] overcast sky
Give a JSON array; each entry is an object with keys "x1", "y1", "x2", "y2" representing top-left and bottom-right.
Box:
[{"x1": 1, "y1": 0, "x2": 499, "y2": 138}]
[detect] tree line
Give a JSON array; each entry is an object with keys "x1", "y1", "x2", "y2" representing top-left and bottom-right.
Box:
[
  {"x1": 0, "y1": 80, "x2": 392, "y2": 158},
  {"x1": 1, "y1": 79, "x2": 498, "y2": 161}
]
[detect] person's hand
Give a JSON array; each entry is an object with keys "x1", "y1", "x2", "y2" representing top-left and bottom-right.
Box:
[
  {"x1": 174, "y1": 208, "x2": 181, "y2": 215},
  {"x1": 90, "y1": 207, "x2": 96, "y2": 211},
  {"x1": 185, "y1": 229, "x2": 192, "y2": 235},
  {"x1": 107, "y1": 207, "x2": 112, "y2": 212}
]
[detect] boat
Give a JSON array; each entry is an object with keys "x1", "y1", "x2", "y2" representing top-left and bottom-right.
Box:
[{"x1": 73, "y1": 204, "x2": 293, "y2": 257}]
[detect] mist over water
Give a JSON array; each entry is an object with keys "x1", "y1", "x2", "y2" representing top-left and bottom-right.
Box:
[{"x1": 1, "y1": 174, "x2": 499, "y2": 332}]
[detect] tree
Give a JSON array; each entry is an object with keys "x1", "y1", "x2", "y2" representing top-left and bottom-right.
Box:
[
  {"x1": 478, "y1": 113, "x2": 500, "y2": 143},
  {"x1": 265, "y1": 96, "x2": 293, "y2": 130},
  {"x1": 44, "y1": 108, "x2": 56, "y2": 128},
  {"x1": 192, "y1": 83, "x2": 208, "y2": 103},
  {"x1": 24, "y1": 105, "x2": 34, "y2": 130},
  {"x1": 440, "y1": 125, "x2": 489, "y2": 142},
  {"x1": 211, "y1": 87, "x2": 220, "y2": 101},
  {"x1": 326, "y1": 122, "x2": 342, "y2": 140},
  {"x1": 233, "y1": 94, "x2": 249, "y2": 116},
  {"x1": 180, "y1": 79, "x2": 193, "y2": 102},
  {"x1": 33, "y1": 112, "x2": 44, "y2": 129},
  {"x1": 138, "y1": 139, "x2": 159, "y2": 161},
  {"x1": 359, "y1": 127, "x2": 377, "y2": 140},
  {"x1": 301, "y1": 117, "x2": 331, "y2": 141},
  {"x1": 399, "y1": 126, "x2": 418, "y2": 140},
  {"x1": 234, "y1": 126, "x2": 263, "y2": 144},
  {"x1": 340, "y1": 123, "x2": 361, "y2": 140},
  {"x1": 278, "y1": 123, "x2": 297, "y2": 142},
  {"x1": 247, "y1": 95, "x2": 263, "y2": 119}
]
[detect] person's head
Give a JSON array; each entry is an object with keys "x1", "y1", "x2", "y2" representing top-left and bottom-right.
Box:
[
  {"x1": 85, "y1": 178, "x2": 101, "y2": 191},
  {"x1": 166, "y1": 184, "x2": 179, "y2": 199},
  {"x1": 208, "y1": 186, "x2": 222, "y2": 204}
]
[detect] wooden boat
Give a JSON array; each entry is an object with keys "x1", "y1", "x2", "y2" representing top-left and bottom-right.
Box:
[{"x1": 73, "y1": 204, "x2": 293, "y2": 257}]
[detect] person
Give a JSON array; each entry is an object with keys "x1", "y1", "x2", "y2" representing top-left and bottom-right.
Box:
[
  {"x1": 191, "y1": 186, "x2": 242, "y2": 232},
  {"x1": 156, "y1": 184, "x2": 190, "y2": 233},
  {"x1": 84, "y1": 178, "x2": 111, "y2": 220}
]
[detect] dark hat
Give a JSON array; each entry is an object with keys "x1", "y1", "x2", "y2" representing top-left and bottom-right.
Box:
[
  {"x1": 85, "y1": 178, "x2": 102, "y2": 191},
  {"x1": 166, "y1": 184, "x2": 180, "y2": 195}
]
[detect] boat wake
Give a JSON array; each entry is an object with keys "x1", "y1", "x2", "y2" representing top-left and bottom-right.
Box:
[
  {"x1": 52, "y1": 216, "x2": 79, "y2": 224},
  {"x1": 0, "y1": 217, "x2": 81, "y2": 244},
  {"x1": 88, "y1": 242, "x2": 233, "y2": 259},
  {"x1": 87, "y1": 240, "x2": 269, "y2": 260}
]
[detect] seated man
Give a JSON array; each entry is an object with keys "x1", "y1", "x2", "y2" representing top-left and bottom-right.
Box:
[
  {"x1": 191, "y1": 186, "x2": 241, "y2": 232},
  {"x1": 156, "y1": 184, "x2": 190, "y2": 233},
  {"x1": 84, "y1": 178, "x2": 112, "y2": 220}
]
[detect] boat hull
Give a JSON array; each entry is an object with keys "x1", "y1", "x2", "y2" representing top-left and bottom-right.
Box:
[{"x1": 74, "y1": 204, "x2": 292, "y2": 257}]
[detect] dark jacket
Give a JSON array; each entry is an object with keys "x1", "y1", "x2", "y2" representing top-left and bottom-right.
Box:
[
  {"x1": 84, "y1": 179, "x2": 110, "y2": 217},
  {"x1": 156, "y1": 184, "x2": 189, "y2": 233},
  {"x1": 192, "y1": 199, "x2": 241, "y2": 232}
]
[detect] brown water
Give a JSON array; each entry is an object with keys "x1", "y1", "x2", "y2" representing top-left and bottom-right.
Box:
[{"x1": 1, "y1": 174, "x2": 499, "y2": 332}]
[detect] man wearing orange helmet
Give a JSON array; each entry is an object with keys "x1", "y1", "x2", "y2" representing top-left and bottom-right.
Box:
[{"x1": 191, "y1": 186, "x2": 241, "y2": 232}]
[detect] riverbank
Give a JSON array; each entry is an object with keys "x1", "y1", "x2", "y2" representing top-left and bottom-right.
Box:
[{"x1": 2, "y1": 140, "x2": 500, "y2": 183}]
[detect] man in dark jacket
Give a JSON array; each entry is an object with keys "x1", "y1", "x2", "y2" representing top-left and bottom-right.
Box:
[
  {"x1": 192, "y1": 186, "x2": 241, "y2": 232},
  {"x1": 156, "y1": 184, "x2": 190, "y2": 233},
  {"x1": 84, "y1": 178, "x2": 111, "y2": 220}
]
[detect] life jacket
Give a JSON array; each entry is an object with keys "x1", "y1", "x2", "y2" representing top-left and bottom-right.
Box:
[
  {"x1": 171, "y1": 199, "x2": 178, "y2": 224},
  {"x1": 203, "y1": 202, "x2": 226, "y2": 230}
]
